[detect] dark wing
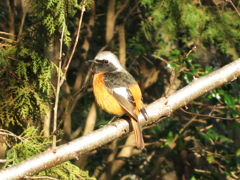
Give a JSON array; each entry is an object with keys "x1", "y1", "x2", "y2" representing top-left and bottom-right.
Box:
[
  {"x1": 140, "y1": 108, "x2": 148, "y2": 121},
  {"x1": 107, "y1": 87, "x2": 138, "y2": 120}
]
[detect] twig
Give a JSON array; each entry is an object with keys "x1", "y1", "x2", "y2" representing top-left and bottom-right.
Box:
[
  {"x1": 194, "y1": 169, "x2": 211, "y2": 174},
  {"x1": 142, "y1": 56, "x2": 154, "y2": 65},
  {"x1": 7, "y1": 56, "x2": 19, "y2": 61},
  {"x1": 183, "y1": 45, "x2": 197, "y2": 59},
  {"x1": 70, "y1": 67, "x2": 94, "y2": 101},
  {"x1": 0, "y1": 129, "x2": 27, "y2": 148},
  {"x1": 0, "y1": 31, "x2": 15, "y2": 36},
  {"x1": 208, "y1": 105, "x2": 216, "y2": 116},
  {"x1": 152, "y1": 54, "x2": 169, "y2": 64},
  {"x1": 231, "y1": 171, "x2": 240, "y2": 179},
  {"x1": 0, "y1": 36, "x2": 16, "y2": 42},
  {"x1": 0, "y1": 159, "x2": 8, "y2": 164},
  {"x1": 24, "y1": 176, "x2": 58, "y2": 180},
  {"x1": 52, "y1": 22, "x2": 65, "y2": 148},
  {"x1": 0, "y1": 136, "x2": 11, "y2": 148},
  {"x1": 226, "y1": 0, "x2": 240, "y2": 17},
  {"x1": 113, "y1": 0, "x2": 129, "y2": 21},
  {"x1": 180, "y1": 107, "x2": 237, "y2": 121},
  {"x1": 52, "y1": 1, "x2": 87, "y2": 148},
  {"x1": 0, "y1": 44, "x2": 14, "y2": 47},
  {"x1": 199, "y1": 124, "x2": 213, "y2": 132},
  {"x1": 153, "y1": 46, "x2": 196, "y2": 97},
  {"x1": 0, "y1": 129, "x2": 26, "y2": 142},
  {"x1": 59, "y1": 0, "x2": 87, "y2": 87},
  {"x1": 166, "y1": 67, "x2": 176, "y2": 95},
  {"x1": 17, "y1": 3, "x2": 29, "y2": 41},
  {"x1": 70, "y1": 80, "x2": 91, "y2": 101}
]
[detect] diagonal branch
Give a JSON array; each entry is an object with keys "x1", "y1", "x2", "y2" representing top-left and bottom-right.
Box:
[
  {"x1": 113, "y1": 0, "x2": 129, "y2": 21},
  {"x1": 52, "y1": 0, "x2": 88, "y2": 146},
  {"x1": 226, "y1": 0, "x2": 240, "y2": 17},
  {"x1": 59, "y1": 0, "x2": 87, "y2": 87},
  {"x1": 0, "y1": 59, "x2": 240, "y2": 180}
]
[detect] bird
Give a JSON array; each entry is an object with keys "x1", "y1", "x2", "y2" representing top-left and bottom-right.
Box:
[{"x1": 89, "y1": 51, "x2": 147, "y2": 149}]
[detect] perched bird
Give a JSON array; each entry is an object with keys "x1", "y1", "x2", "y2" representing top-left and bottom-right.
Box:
[{"x1": 89, "y1": 51, "x2": 147, "y2": 149}]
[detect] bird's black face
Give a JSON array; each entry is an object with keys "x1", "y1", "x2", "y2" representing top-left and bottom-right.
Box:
[
  {"x1": 89, "y1": 51, "x2": 124, "y2": 73},
  {"x1": 89, "y1": 58, "x2": 118, "y2": 73}
]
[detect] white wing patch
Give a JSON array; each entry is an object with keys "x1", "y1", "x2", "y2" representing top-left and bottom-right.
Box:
[
  {"x1": 112, "y1": 87, "x2": 138, "y2": 120},
  {"x1": 113, "y1": 87, "x2": 129, "y2": 99}
]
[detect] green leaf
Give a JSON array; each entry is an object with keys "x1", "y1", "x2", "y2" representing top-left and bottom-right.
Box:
[
  {"x1": 190, "y1": 176, "x2": 197, "y2": 180},
  {"x1": 223, "y1": 94, "x2": 236, "y2": 108},
  {"x1": 161, "y1": 131, "x2": 175, "y2": 147},
  {"x1": 236, "y1": 149, "x2": 240, "y2": 156},
  {"x1": 207, "y1": 156, "x2": 214, "y2": 164}
]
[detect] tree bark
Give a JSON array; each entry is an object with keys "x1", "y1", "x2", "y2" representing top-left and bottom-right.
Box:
[
  {"x1": 105, "y1": 0, "x2": 115, "y2": 50},
  {"x1": 118, "y1": 23, "x2": 126, "y2": 68}
]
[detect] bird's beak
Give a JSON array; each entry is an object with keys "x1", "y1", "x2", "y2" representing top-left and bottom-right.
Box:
[{"x1": 88, "y1": 59, "x2": 96, "y2": 63}]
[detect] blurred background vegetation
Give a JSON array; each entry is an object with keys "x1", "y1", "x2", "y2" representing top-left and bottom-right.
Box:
[{"x1": 0, "y1": 0, "x2": 240, "y2": 179}]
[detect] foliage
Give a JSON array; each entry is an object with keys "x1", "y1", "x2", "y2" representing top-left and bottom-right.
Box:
[
  {"x1": 3, "y1": 126, "x2": 96, "y2": 180},
  {"x1": 0, "y1": 34, "x2": 52, "y2": 128},
  {"x1": 30, "y1": 0, "x2": 79, "y2": 46},
  {"x1": 4, "y1": 126, "x2": 52, "y2": 167},
  {"x1": 0, "y1": 0, "x2": 83, "y2": 128},
  {"x1": 140, "y1": 0, "x2": 240, "y2": 58},
  {"x1": 162, "y1": 49, "x2": 240, "y2": 179},
  {"x1": 0, "y1": 0, "x2": 240, "y2": 179},
  {"x1": 38, "y1": 161, "x2": 96, "y2": 180}
]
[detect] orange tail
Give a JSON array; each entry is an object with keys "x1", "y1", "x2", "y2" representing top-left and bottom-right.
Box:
[{"x1": 130, "y1": 117, "x2": 144, "y2": 149}]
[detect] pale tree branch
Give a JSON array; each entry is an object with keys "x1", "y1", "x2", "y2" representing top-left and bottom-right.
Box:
[
  {"x1": 52, "y1": 0, "x2": 88, "y2": 145},
  {"x1": 226, "y1": 0, "x2": 240, "y2": 17},
  {"x1": 0, "y1": 59, "x2": 240, "y2": 179},
  {"x1": 59, "y1": 0, "x2": 87, "y2": 87},
  {"x1": 23, "y1": 176, "x2": 58, "y2": 180},
  {"x1": 0, "y1": 159, "x2": 8, "y2": 164},
  {"x1": 52, "y1": 22, "x2": 65, "y2": 148},
  {"x1": 62, "y1": 1, "x2": 96, "y2": 142}
]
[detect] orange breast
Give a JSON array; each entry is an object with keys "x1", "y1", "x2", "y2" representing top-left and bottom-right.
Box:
[{"x1": 93, "y1": 72, "x2": 126, "y2": 116}]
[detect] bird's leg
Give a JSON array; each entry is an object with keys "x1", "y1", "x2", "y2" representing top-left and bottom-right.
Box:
[{"x1": 107, "y1": 116, "x2": 118, "y2": 124}]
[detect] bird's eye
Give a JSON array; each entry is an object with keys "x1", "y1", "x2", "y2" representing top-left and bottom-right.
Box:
[{"x1": 96, "y1": 59, "x2": 108, "y2": 64}]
